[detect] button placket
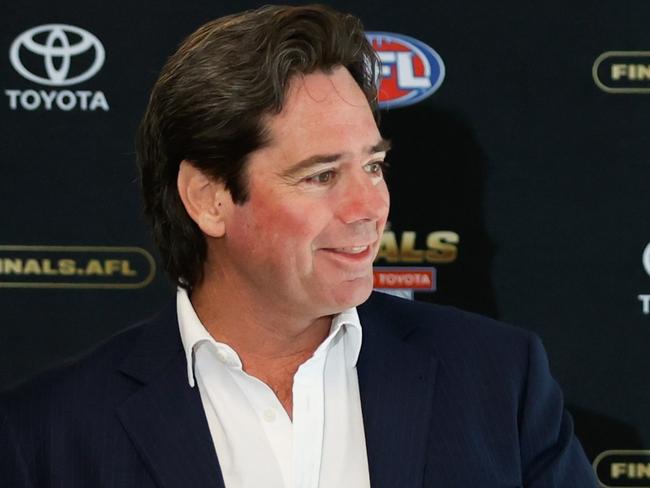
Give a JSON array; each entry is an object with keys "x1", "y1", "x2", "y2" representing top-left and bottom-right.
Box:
[
  {"x1": 292, "y1": 353, "x2": 327, "y2": 488},
  {"x1": 263, "y1": 408, "x2": 277, "y2": 423}
]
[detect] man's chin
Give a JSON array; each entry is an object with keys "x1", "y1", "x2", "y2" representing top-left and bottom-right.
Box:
[{"x1": 324, "y1": 275, "x2": 374, "y2": 311}]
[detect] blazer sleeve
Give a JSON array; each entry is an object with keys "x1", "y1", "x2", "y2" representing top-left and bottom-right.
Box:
[
  {"x1": 0, "y1": 401, "x2": 35, "y2": 488},
  {"x1": 519, "y1": 334, "x2": 598, "y2": 487}
]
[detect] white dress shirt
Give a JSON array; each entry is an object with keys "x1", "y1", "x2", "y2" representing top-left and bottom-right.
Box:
[{"x1": 177, "y1": 288, "x2": 371, "y2": 488}]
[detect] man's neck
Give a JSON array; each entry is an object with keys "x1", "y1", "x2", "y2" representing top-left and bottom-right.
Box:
[
  {"x1": 189, "y1": 281, "x2": 332, "y2": 418},
  {"x1": 191, "y1": 282, "x2": 331, "y2": 358}
]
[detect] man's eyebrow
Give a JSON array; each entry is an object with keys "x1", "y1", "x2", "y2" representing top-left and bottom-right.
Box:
[
  {"x1": 280, "y1": 153, "x2": 343, "y2": 179},
  {"x1": 367, "y1": 138, "x2": 392, "y2": 154},
  {"x1": 280, "y1": 138, "x2": 392, "y2": 179}
]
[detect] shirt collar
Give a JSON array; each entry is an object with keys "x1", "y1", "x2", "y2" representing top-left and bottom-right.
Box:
[
  {"x1": 176, "y1": 287, "x2": 363, "y2": 388},
  {"x1": 328, "y1": 306, "x2": 363, "y2": 368},
  {"x1": 177, "y1": 287, "x2": 214, "y2": 387}
]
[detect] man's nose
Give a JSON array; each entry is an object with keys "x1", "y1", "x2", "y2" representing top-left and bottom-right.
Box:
[{"x1": 336, "y1": 172, "x2": 389, "y2": 225}]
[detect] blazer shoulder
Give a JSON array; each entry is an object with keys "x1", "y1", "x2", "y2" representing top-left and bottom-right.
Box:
[
  {"x1": 360, "y1": 292, "x2": 540, "y2": 387},
  {"x1": 0, "y1": 311, "x2": 155, "y2": 411},
  {"x1": 361, "y1": 291, "x2": 533, "y2": 346}
]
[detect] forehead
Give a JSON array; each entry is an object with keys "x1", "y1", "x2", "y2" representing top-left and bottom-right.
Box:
[
  {"x1": 262, "y1": 67, "x2": 380, "y2": 156},
  {"x1": 279, "y1": 67, "x2": 371, "y2": 120}
]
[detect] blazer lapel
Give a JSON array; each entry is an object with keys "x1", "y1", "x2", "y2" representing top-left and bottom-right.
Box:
[
  {"x1": 116, "y1": 304, "x2": 225, "y2": 488},
  {"x1": 113, "y1": 293, "x2": 437, "y2": 488},
  {"x1": 357, "y1": 294, "x2": 439, "y2": 488}
]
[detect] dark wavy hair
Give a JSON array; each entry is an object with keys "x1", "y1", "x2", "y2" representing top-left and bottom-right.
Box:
[{"x1": 136, "y1": 4, "x2": 379, "y2": 289}]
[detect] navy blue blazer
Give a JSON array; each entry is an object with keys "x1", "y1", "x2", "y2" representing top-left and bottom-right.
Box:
[{"x1": 1, "y1": 292, "x2": 597, "y2": 487}]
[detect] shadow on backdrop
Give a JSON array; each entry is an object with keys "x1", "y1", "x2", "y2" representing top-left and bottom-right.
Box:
[
  {"x1": 569, "y1": 405, "x2": 645, "y2": 462},
  {"x1": 380, "y1": 103, "x2": 498, "y2": 318}
]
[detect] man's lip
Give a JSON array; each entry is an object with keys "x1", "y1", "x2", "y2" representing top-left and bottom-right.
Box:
[
  {"x1": 324, "y1": 245, "x2": 370, "y2": 254},
  {"x1": 320, "y1": 242, "x2": 375, "y2": 253}
]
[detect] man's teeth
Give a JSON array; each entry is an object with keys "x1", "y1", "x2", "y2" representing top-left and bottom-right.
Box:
[{"x1": 333, "y1": 246, "x2": 368, "y2": 254}]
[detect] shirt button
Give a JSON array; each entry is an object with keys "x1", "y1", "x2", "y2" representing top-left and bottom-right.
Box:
[{"x1": 263, "y1": 408, "x2": 276, "y2": 422}]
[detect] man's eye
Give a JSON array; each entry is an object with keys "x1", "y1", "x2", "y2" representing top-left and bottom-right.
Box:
[
  {"x1": 304, "y1": 170, "x2": 335, "y2": 185},
  {"x1": 365, "y1": 161, "x2": 388, "y2": 175}
]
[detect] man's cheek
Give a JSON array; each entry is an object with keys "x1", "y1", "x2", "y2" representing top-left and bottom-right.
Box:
[{"x1": 275, "y1": 206, "x2": 321, "y2": 239}]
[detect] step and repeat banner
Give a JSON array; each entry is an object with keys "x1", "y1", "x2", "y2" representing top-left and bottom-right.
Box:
[{"x1": 1, "y1": 1, "x2": 649, "y2": 484}]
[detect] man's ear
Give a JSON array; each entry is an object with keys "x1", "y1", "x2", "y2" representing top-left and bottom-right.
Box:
[{"x1": 177, "y1": 160, "x2": 230, "y2": 238}]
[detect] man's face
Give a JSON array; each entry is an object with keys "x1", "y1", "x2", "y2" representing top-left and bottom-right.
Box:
[{"x1": 216, "y1": 66, "x2": 390, "y2": 319}]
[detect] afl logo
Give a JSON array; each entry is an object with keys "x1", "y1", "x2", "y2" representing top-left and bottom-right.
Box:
[
  {"x1": 9, "y1": 24, "x2": 105, "y2": 87},
  {"x1": 367, "y1": 32, "x2": 445, "y2": 109}
]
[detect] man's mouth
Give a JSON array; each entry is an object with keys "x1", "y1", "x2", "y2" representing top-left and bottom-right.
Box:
[
  {"x1": 319, "y1": 242, "x2": 377, "y2": 263},
  {"x1": 328, "y1": 245, "x2": 369, "y2": 254}
]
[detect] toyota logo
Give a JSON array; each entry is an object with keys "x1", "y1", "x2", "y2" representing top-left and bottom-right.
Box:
[
  {"x1": 644, "y1": 242, "x2": 650, "y2": 277},
  {"x1": 9, "y1": 24, "x2": 105, "y2": 87}
]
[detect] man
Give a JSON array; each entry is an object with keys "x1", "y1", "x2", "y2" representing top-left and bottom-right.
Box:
[{"x1": 1, "y1": 5, "x2": 597, "y2": 487}]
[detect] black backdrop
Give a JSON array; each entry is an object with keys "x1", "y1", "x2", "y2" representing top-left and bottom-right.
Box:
[{"x1": 2, "y1": 1, "x2": 649, "y2": 484}]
